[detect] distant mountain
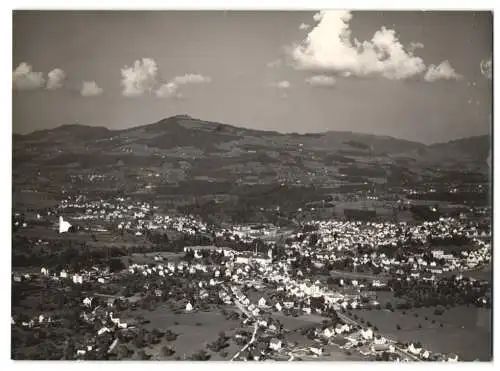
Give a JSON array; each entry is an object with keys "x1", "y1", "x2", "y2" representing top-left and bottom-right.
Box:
[{"x1": 12, "y1": 115, "x2": 490, "y2": 190}]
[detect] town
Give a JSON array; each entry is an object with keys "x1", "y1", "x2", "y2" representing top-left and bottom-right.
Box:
[{"x1": 11, "y1": 189, "x2": 491, "y2": 361}]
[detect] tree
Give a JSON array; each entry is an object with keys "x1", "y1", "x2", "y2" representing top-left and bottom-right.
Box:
[
  {"x1": 133, "y1": 349, "x2": 150, "y2": 360},
  {"x1": 63, "y1": 339, "x2": 75, "y2": 360},
  {"x1": 160, "y1": 346, "x2": 175, "y2": 357}
]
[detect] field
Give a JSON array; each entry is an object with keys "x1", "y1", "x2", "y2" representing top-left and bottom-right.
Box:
[
  {"x1": 352, "y1": 306, "x2": 492, "y2": 361},
  {"x1": 133, "y1": 304, "x2": 243, "y2": 360}
]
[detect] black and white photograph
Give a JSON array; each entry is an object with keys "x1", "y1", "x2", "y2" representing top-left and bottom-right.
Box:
[{"x1": 10, "y1": 6, "x2": 493, "y2": 363}]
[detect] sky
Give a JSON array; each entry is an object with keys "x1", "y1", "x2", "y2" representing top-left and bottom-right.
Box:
[{"x1": 12, "y1": 10, "x2": 493, "y2": 144}]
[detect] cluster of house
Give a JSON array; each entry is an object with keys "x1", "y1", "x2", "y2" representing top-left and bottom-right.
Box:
[
  {"x1": 308, "y1": 217, "x2": 489, "y2": 252},
  {"x1": 58, "y1": 195, "x2": 209, "y2": 236},
  {"x1": 12, "y1": 266, "x2": 113, "y2": 286}
]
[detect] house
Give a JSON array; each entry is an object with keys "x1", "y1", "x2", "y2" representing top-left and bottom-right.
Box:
[
  {"x1": 361, "y1": 328, "x2": 374, "y2": 340},
  {"x1": 258, "y1": 320, "x2": 268, "y2": 328},
  {"x1": 59, "y1": 216, "x2": 72, "y2": 233},
  {"x1": 323, "y1": 328, "x2": 334, "y2": 338},
  {"x1": 60, "y1": 270, "x2": 68, "y2": 279},
  {"x1": 421, "y1": 350, "x2": 430, "y2": 359},
  {"x1": 447, "y1": 353, "x2": 459, "y2": 362},
  {"x1": 371, "y1": 343, "x2": 395, "y2": 353},
  {"x1": 373, "y1": 336, "x2": 387, "y2": 345},
  {"x1": 310, "y1": 347, "x2": 323, "y2": 356},
  {"x1": 41, "y1": 267, "x2": 49, "y2": 276},
  {"x1": 407, "y1": 343, "x2": 422, "y2": 356},
  {"x1": 258, "y1": 297, "x2": 267, "y2": 308},
  {"x1": 275, "y1": 303, "x2": 282, "y2": 311},
  {"x1": 252, "y1": 308, "x2": 260, "y2": 316},
  {"x1": 185, "y1": 302, "x2": 193, "y2": 312},
  {"x1": 83, "y1": 297, "x2": 93, "y2": 307},
  {"x1": 73, "y1": 274, "x2": 83, "y2": 284},
  {"x1": 359, "y1": 345, "x2": 372, "y2": 356},
  {"x1": 98, "y1": 327, "x2": 111, "y2": 336}
]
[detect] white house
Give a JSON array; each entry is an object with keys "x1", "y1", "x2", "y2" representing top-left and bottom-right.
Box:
[
  {"x1": 72, "y1": 274, "x2": 83, "y2": 284},
  {"x1": 269, "y1": 338, "x2": 282, "y2": 351},
  {"x1": 98, "y1": 327, "x2": 111, "y2": 336},
  {"x1": 447, "y1": 354, "x2": 459, "y2": 362},
  {"x1": 275, "y1": 303, "x2": 282, "y2": 312},
  {"x1": 185, "y1": 302, "x2": 193, "y2": 312},
  {"x1": 408, "y1": 343, "x2": 422, "y2": 356},
  {"x1": 41, "y1": 267, "x2": 49, "y2": 276},
  {"x1": 60, "y1": 270, "x2": 68, "y2": 279},
  {"x1": 59, "y1": 216, "x2": 72, "y2": 234},
  {"x1": 361, "y1": 328, "x2": 374, "y2": 340},
  {"x1": 373, "y1": 336, "x2": 387, "y2": 345},
  {"x1": 310, "y1": 347, "x2": 323, "y2": 356},
  {"x1": 258, "y1": 297, "x2": 267, "y2": 308},
  {"x1": 323, "y1": 328, "x2": 334, "y2": 338},
  {"x1": 83, "y1": 297, "x2": 93, "y2": 307}
]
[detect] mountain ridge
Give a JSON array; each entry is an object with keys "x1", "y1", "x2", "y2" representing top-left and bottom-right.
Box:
[{"x1": 15, "y1": 114, "x2": 488, "y2": 147}]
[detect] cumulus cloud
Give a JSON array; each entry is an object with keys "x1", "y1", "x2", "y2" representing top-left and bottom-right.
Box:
[
  {"x1": 480, "y1": 58, "x2": 492, "y2": 80},
  {"x1": 80, "y1": 81, "x2": 103, "y2": 97},
  {"x1": 424, "y1": 60, "x2": 462, "y2": 82},
  {"x1": 121, "y1": 58, "x2": 212, "y2": 98},
  {"x1": 46, "y1": 68, "x2": 66, "y2": 90},
  {"x1": 12, "y1": 62, "x2": 45, "y2": 90},
  {"x1": 299, "y1": 23, "x2": 310, "y2": 30},
  {"x1": 155, "y1": 73, "x2": 211, "y2": 99},
  {"x1": 275, "y1": 80, "x2": 291, "y2": 89},
  {"x1": 156, "y1": 82, "x2": 180, "y2": 98},
  {"x1": 305, "y1": 75, "x2": 336, "y2": 87},
  {"x1": 121, "y1": 58, "x2": 159, "y2": 96},
  {"x1": 290, "y1": 10, "x2": 427, "y2": 80}
]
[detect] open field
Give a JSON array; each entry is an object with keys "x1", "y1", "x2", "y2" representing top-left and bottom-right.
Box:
[
  {"x1": 134, "y1": 304, "x2": 243, "y2": 360},
  {"x1": 352, "y1": 306, "x2": 492, "y2": 360}
]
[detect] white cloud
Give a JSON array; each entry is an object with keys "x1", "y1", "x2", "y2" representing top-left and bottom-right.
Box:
[
  {"x1": 275, "y1": 80, "x2": 291, "y2": 89},
  {"x1": 156, "y1": 82, "x2": 180, "y2": 98},
  {"x1": 305, "y1": 75, "x2": 336, "y2": 87},
  {"x1": 80, "y1": 81, "x2": 103, "y2": 97},
  {"x1": 121, "y1": 58, "x2": 211, "y2": 98},
  {"x1": 480, "y1": 58, "x2": 492, "y2": 80},
  {"x1": 46, "y1": 68, "x2": 66, "y2": 90},
  {"x1": 299, "y1": 23, "x2": 310, "y2": 30},
  {"x1": 121, "y1": 58, "x2": 159, "y2": 96},
  {"x1": 156, "y1": 74, "x2": 211, "y2": 98},
  {"x1": 266, "y1": 59, "x2": 282, "y2": 68},
  {"x1": 408, "y1": 42, "x2": 424, "y2": 54},
  {"x1": 424, "y1": 60, "x2": 462, "y2": 82},
  {"x1": 172, "y1": 74, "x2": 211, "y2": 85},
  {"x1": 290, "y1": 10, "x2": 427, "y2": 80},
  {"x1": 12, "y1": 62, "x2": 45, "y2": 90}
]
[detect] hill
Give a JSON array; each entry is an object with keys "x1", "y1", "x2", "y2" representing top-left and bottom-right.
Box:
[{"x1": 13, "y1": 115, "x2": 490, "y2": 195}]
